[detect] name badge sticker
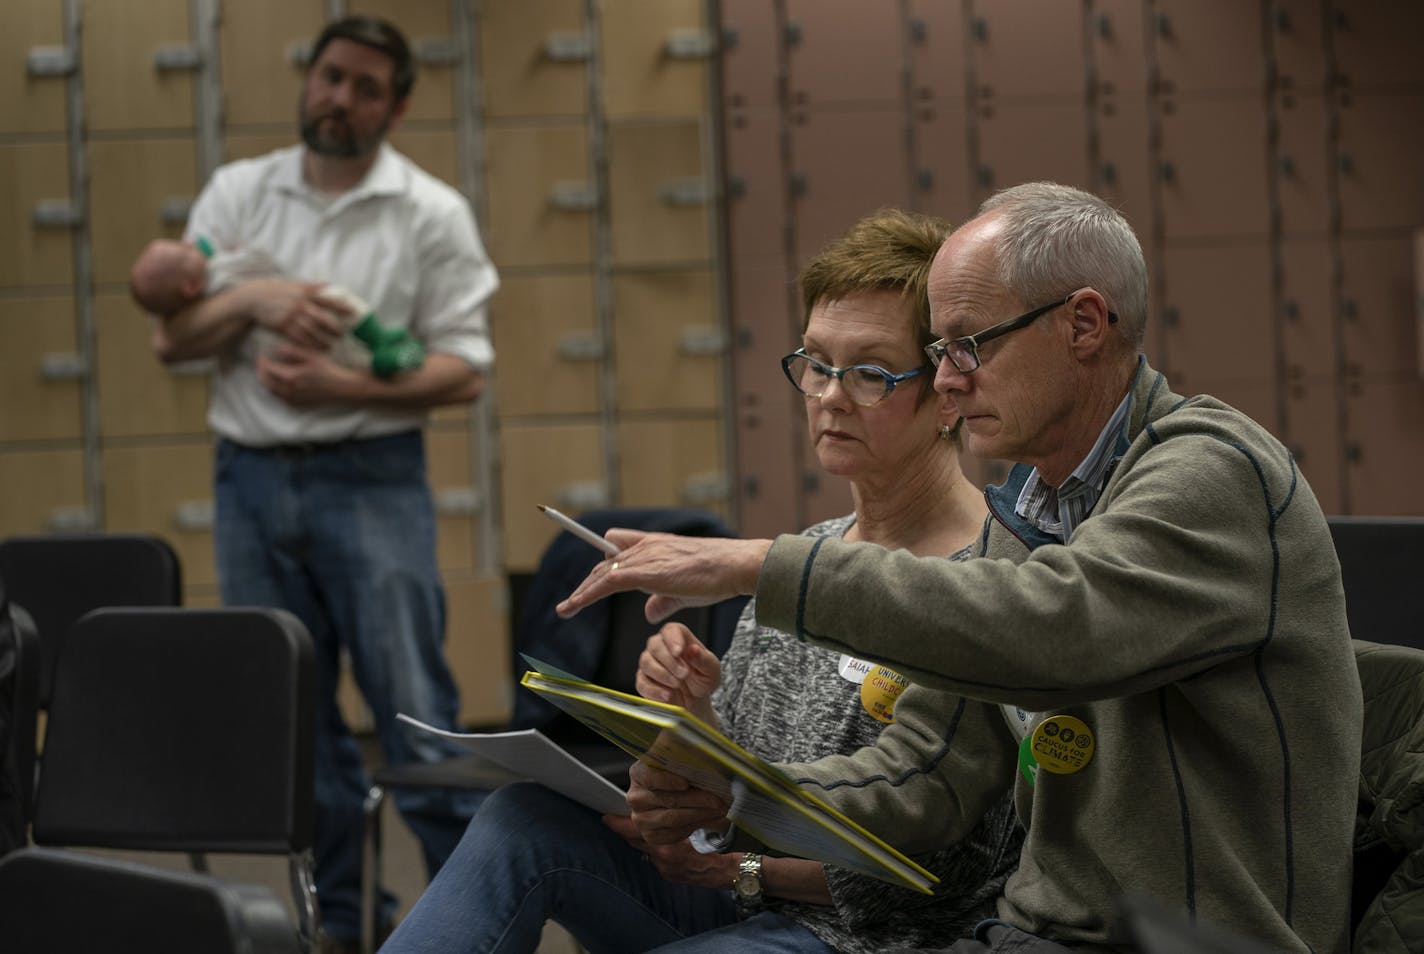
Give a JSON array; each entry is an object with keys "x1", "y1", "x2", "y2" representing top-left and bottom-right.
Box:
[
  {"x1": 1029, "y1": 715, "x2": 1096, "y2": 775},
  {"x1": 837, "y1": 654, "x2": 873, "y2": 685},
  {"x1": 860, "y1": 665, "x2": 909, "y2": 723}
]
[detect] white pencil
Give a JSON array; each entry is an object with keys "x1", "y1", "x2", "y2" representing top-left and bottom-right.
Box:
[{"x1": 537, "y1": 505, "x2": 622, "y2": 556}]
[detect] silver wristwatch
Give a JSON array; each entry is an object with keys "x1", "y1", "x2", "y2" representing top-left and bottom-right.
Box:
[{"x1": 732, "y1": 852, "x2": 764, "y2": 914}]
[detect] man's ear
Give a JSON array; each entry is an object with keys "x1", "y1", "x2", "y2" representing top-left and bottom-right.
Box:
[
  {"x1": 1068, "y1": 289, "x2": 1114, "y2": 359},
  {"x1": 389, "y1": 96, "x2": 410, "y2": 131}
]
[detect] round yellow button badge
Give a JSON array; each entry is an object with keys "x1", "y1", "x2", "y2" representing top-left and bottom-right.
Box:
[
  {"x1": 859, "y1": 666, "x2": 909, "y2": 723},
  {"x1": 1029, "y1": 715, "x2": 1095, "y2": 774}
]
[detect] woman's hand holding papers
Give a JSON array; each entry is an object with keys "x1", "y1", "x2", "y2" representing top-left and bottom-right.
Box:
[
  {"x1": 637, "y1": 623, "x2": 721, "y2": 726},
  {"x1": 556, "y1": 529, "x2": 772, "y2": 623}
]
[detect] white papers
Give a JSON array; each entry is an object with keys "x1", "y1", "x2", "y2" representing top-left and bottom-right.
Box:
[{"x1": 395, "y1": 713, "x2": 630, "y2": 816}]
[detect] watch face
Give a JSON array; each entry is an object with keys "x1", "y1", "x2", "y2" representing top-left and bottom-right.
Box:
[{"x1": 734, "y1": 871, "x2": 760, "y2": 898}]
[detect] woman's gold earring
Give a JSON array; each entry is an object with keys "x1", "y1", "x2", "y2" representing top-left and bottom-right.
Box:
[{"x1": 938, "y1": 424, "x2": 952, "y2": 442}]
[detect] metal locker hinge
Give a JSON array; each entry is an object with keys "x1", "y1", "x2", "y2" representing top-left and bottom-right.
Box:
[
  {"x1": 48, "y1": 507, "x2": 96, "y2": 532},
  {"x1": 681, "y1": 472, "x2": 729, "y2": 505},
  {"x1": 549, "y1": 181, "x2": 599, "y2": 211},
  {"x1": 558, "y1": 482, "x2": 610, "y2": 512},
  {"x1": 664, "y1": 29, "x2": 715, "y2": 59},
  {"x1": 40, "y1": 353, "x2": 89, "y2": 380},
  {"x1": 160, "y1": 197, "x2": 194, "y2": 225},
  {"x1": 287, "y1": 41, "x2": 314, "y2": 67},
  {"x1": 435, "y1": 487, "x2": 481, "y2": 516},
  {"x1": 557, "y1": 333, "x2": 606, "y2": 361},
  {"x1": 679, "y1": 327, "x2": 726, "y2": 356},
  {"x1": 657, "y1": 177, "x2": 710, "y2": 207},
  {"x1": 167, "y1": 359, "x2": 215, "y2": 377},
  {"x1": 544, "y1": 32, "x2": 592, "y2": 62},
  {"x1": 173, "y1": 500, "x2": 215, "y2": 531},
  {"x1": 27, "y1": 46, "x2": 76, "y2": 77},
  {"x1": 154, "y1": 45, "x2": 204, "y2": 71},
  {"x1": 33, "y1": 200, "x2": 82, "y2": 228},
  {"x1": 414, "y1": 37, "x2": 461, "y2": 67}
]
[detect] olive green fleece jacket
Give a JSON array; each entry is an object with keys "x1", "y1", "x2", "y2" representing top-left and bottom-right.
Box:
[{"x1": 756, "y1": 361, "x2": 1361, "y2": 954}]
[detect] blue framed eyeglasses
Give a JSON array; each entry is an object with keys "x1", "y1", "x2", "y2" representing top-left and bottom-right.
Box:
[{"x1": 780, "y1": 349, "x2": 926, "y2": 407}]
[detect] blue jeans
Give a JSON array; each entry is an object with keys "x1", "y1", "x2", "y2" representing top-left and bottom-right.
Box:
[
  {"x1": 381, "y1": 782, "x2": 835, "y2": 954},
  {"x1": 214, "y1": 432, "x2": 483, "y2": 940}
]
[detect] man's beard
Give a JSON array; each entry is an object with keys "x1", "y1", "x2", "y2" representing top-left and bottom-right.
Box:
[{"x1": 299, "y1": 109, "x2": 388, "y2": 159}]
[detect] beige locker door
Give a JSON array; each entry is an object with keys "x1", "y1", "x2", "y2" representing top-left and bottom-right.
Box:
[
  {"x1": 483, "y1": 123, "x2": 593, "y2": 268},
  {"x1": 972, "y1": 0, "x2": 1086, "y2": 100},
  {"x1": 1331, "y1": 0, "x2": 1424, "y2": 89},
  {"x1": 1151, "y1": 0, "x2": 1265, "y2": 96},
  {"x1": 1336, "y1": 91, "x2": 1424, "y2": 233},
  {"x1": 0, "y1": 142, "x2": 74, "y2": 288},
  {"x1": 784, "y1": 0, "x2": 903, "y2": 106},
  {"x1": 611, "y1": 269, "x2": 721, "y2": 413},
  {"x1": 720, "y1": 0, "x2": 780, "y2": 110},
  {"x1": 445, "y1": 574, "x2": 514, "y2": 728},
  {"x1": 1158, "y1": 98, "x2": 1269, "y2": 240},
  {"x1": 0, "y1": 449, "x2": 87, "y2": 536},
  {"x1": 1095, "y1": 98, "x2": 1152, "y2": 236},
  {"x1": 499, "y1": 421, "x2": 604, "y2": 571},
  {"x1": 600, "y1": 0, "x2": 710, "y2": 120},
  {"x1": 87, "y1": 138, "x2": 199, "y2": 286},
  {"x1": 906, "y1": 0, "x2": 966, "y2": 100},
  {"x1": 1090, "y1": 0, "x2": 1149, "y2": 96},
  {"x1": 491, "y1": 272, "x2": 600, "y2": 418},
  {"x1": 1345, "y1": 380, "x2": 1424, "y2": 515},
  {"x1": 81, "y1": 0, "x2": 194, "y2": 132},
  {"x1": 1279, "y1": 238, "x2": 1335, "y2": 381},
  {"x1": 347, "y1": 0, "x2": 455, "y2": 122},
  {"x1": 220, "y1": 0, "x2": 324, "y2": 128},
  {"x1": 723, "y1": 105, "x2": 784, "y2": 261},
  {"x1": 481, "y1": 0, "x2": 586, "y2": 119},
  {"x1": 388, "y1": 127, "x2": 459, "y2": 188},
  {"x1": 0, "y1": 296, "x2": 83, "y2": 442},
  {"x1": 103, "y1": 441, "x2": 217, "y2": 587},
  {"x1": 224, "y1": 133, "x2": 295, "y2": 164},
  {"x1": 1160, "y1": 243, "x2": 1274, "y2": 392},
  {"x1": 1283, "y1": 380, "x2": 1343, "y2": 515},
  {"x1": 1270, "y1": 0, "x2": 1328, "y2": 93},
  {"x1": 607, "y1": 120, "x2": 711, "y2": 266},
  {"x1": 1275, "y1": 92, "x2": 1330, "y2": 236},
  {"x1": 426, "y1": 425, "x2": 480, "y2": 575},
  {"x1": 1188, "y1": 378, "x2": 1282, "y2": 438},
  {"x1": 617, "y1": 416, "x2": 726, "y2": 516},
  {"x1": 2, "y1": 0, "x2": 68, "y2": 135},
  {"x1": 974, "y1": 99, "x2": 1091, "y2": 203},
  {"x1": 94, "y1": 292, "x2": 210, "y2": 439},
  {"x1": 912, "y1": 97, "x2": 971, "y2": 225},
  {"x1": 1339, "y1": 236, "x2": 1418, "y2": 380}
]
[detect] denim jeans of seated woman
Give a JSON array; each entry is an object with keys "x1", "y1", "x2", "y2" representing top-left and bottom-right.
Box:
[
  {"x1": 381, "y1": 782, "x2": 836, "y2": 954},
  {"x1": 214, "y1": 433, "x2": 485, "y2": 941}
]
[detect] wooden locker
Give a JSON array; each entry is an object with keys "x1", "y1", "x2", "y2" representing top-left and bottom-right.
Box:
[
  {"x1": 971, "y1": 0, "x2": 1086, "y2": 101},
  {"x1": 789, "y1": 108, "x2": 910, "y2": 269},
  {"x1": 0, "y1": 296, "x2": 83, "y2": 443},
  {"x1": 483, "y1": 123, "x2": 593, "y2": 268},
  {"x1": 1089, "y1": 0, "x2": 1149, "y2": 96},
  {"x1": 801, "y1": 464, "x2": 853, "y2": 531},
  {"x1": 973, "y1": 99, "x2": 1091, "y2": 203},
  {"x1": 491, "y1": 272, "x2": 600, "y2": 418},
  {"x1": 912, "y1": 96, "x2": 972, "y2": 224},
  {"x1": 607, "y1": 120, "x2": 711, "y2": 266},
  {"x1": 94, "y1": 291, "x2": 209, "y2": 439},
  {"x1": 1157, "y1": 97, "x2": 1269, "y2": 240},
  {"x1": 445, "y1": 574, "x2": 514, "y2": 728},
  {"x1": 219, "y1": 0, "x2": 324, "y2": 128},
  {"x1": 0, "y1": 449, "x2": 86, "y2": 536},
  {"x1": 87, "y1": 138, "x2": 199, "y2": 286},
  {"x1": 784, "y1": 0, "x2": 904, "y2": 106},
  {"x1": 1095, "y1": 97, "x2": 1153, "y2": 236},
  {"x1": 1151, "y1": 0, "x2": 1266, "y2": 96},
  {"x1": 1330, "y1": 0, "x2": 1424, "y2": 89},
  {"x1": 728, "y1": 262, "x2": 800, "y2": 539},
  {"x1": 906, "y1": 0, "x2": 967, "y2": 102},
  {"x1": 1189, "y1": 377, "x2": 1282, "y2": 436},
  {"x1": 723, "y1": 104, "x2": 786, "y2": 261},
  {"x1": 1336, "y1": 91, "x2": 1424, "y2": 233},
  {"x1": 388, "y1": 127, "x2": 459, "y2": 188},
  {"x1": 1278, "y1": 238, "x2": 1335, "y2": 381},
  {"x1": 611, "y1": 269, "x2": 722, "y2": 414},
  {"x1": 426, "y1": 424, "x2": 480, "y2": 575},
  {"x1": 1270, "y1": 0, "x2": 1328, "y2": 93},
  {"x1": 81, "y1": 0, "x2": 194, "y2": 132},
  {"x1": 1338, "y1": 236, "x2": 1418, "y2": 380},
  {"x1": 102, "y1": 440, "x2": 217, "y2": 587},
  {"x1": 223, "y1": 133, "x2": 294, "y2": 164},
  {"x1": 498, "y1": 421, "x2": 605, "y2": 571},
  {"x1": 1274, "y1": 92, "x2": 1331, "y2": 236},
  {"x1": 1, "y1": 0, "x2": 68, "y2": 135},
  {"x1": 1160, "y1": 243, "x2": 1274, "y2": 392},
  {"x1": 0, "y1": 142, "x2": 74, "y2": 289},
  {"x1": 346, "y1": 0, "x2": 456, "y2": 122},
  {"x1": 481, "y1": 0, "x2": 586, "y2": 119},
  {"x1": 616, "y1": 415, "x2": 727, "y2": 515},
  {"x1": 600, "y1": 0, "x2": 710, "y2": 120},
  {"x1": 1344, "y1": 379, "x2": 1424, "y2": 515},
  {"x1": 1283, "y1": 378, "x2": 1344, "y2": 515},
  {"x1": 720, "y1": 0, "x2": 781, "y2": 110}
]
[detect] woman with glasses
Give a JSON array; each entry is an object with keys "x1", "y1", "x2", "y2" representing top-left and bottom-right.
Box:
[{"x1": 381, "y1": 210, "x2": 1020, "y2": 954}]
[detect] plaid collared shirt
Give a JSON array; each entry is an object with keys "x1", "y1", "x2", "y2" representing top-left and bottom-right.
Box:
[{"x1": 1015, "y1": 392, "x2": 1132, "y2": 542}]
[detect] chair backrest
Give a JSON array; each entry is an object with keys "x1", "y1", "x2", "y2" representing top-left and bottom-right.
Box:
[
  {"x1": 1328, "y1": 516, "x2": 1424, "y2": 650},
  {"x1": 33, "y1": 606, "x2": 314, "y2": 854},
  {"x1": 0, "y1": 580, "x2": 40, "y2": 852},
  {"x1": 0, "y1": 846, "x2": 301, "y2": 954},
  {"x1": 0, "y1": 533, "x2": 182, "y2": 707}
]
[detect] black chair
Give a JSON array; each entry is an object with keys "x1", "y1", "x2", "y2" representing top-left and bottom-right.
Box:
[
  {"x1": 0, "y1": 583, "x2": 40, "y2": 854},
  {"x1": 358, "y1": 507, "x2": 749, "y2": 954},
  {"x1": 0, "y1": 846, "x2": 302, "y2": 954},
  {"x1": 1327, "y1": 516, "x2": 1424, "y2": 650},
  {"x1": 32, "y1": 606, "x2": 317, "y2": 951}
]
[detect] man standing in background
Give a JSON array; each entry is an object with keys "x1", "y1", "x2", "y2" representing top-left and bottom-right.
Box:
[{"x1": 142, "y1": 16, "x2": 498, "y2": 952}]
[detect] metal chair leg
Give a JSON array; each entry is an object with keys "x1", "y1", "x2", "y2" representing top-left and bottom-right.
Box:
[{"x1": 361, "y1": 783, "x2": 385, "y2": 954}]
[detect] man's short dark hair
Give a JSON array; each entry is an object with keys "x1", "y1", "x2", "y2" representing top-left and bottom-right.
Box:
[{"x1": 309, "y1": 15, "x2": 415, "y2": 101}]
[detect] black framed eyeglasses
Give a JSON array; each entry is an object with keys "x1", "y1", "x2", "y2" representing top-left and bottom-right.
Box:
[
  {"x1": 780, "y1": 349, "x2": 925, "y2": 407},
  {"x1": 923, "y1": 291, "x2": 1119, "y2": 374}
]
